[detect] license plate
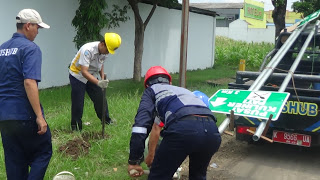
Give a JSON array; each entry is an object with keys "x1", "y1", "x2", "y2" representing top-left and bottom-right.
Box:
[{"x1": 272, "y1": 130, "x2": 311, "y2": 147}]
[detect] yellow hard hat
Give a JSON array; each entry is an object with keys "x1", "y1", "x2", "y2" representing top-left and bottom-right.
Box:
[{"x1": 104, "y1": 33, "x2": 121, "y2": 54}]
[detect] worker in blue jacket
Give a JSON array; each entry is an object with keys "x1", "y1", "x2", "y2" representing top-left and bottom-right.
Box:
[
  {"x1": 145, "y1": 90, "x2": 213, "y2": 168},
  {"x1": 128, "y1": 66, "x2": 221, "y2": 180}
]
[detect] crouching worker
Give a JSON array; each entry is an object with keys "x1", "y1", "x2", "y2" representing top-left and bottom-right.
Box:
[
  {"x1": 128, "y1": 66, "x2": 221, "y2": 180},
  {"x1": 68, "y1": 32, "x2": 121, "y2": 131},
  {"x1": 145, "y1": 90, "x2": 212, "y2": 167}
]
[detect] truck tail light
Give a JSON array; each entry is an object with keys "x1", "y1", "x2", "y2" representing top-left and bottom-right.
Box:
[{"x1": 237, "y1": 126, "x2": 256, "y2": 135}]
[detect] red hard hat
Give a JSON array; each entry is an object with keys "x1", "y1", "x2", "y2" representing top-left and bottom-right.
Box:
[{"x1": 144, "y1": 66, "x2": 172, "y2": 88}]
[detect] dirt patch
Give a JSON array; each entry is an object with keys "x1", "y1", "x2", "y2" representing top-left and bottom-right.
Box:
[
  {"x1": 58, "y1": 138, "x2": 90, "y2": 160},
  {"x1": 58, "y1": 132, "x2": 109, "y2": 160},
  {"x1": 207, "y1": 78, "x2": 234, "y2": 86},
  {"x1": 82, "y1": 131, "x2": 110, "y2": 142},
  {"x1": 179, "y1": 134, "x2": 250, "y2": 180}
]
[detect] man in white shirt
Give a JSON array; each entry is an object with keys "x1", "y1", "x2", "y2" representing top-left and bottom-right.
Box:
[{"x1": 69, "y1": 32, "x2": 121, "y2": 131}]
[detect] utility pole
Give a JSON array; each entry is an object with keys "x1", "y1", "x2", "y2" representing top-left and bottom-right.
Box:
[{"x1": 179, "y1": 0, "x2": 190, "y2": 88}]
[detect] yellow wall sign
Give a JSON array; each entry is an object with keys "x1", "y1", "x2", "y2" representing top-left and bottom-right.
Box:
[
  {"x1": 240, "y1": 0, "x2": 266, "y2": 28},
  {"x1": 244, "y1": 3, "x2": 264, "y2": 20}
]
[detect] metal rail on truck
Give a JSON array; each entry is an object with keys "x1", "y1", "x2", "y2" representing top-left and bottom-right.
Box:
[{"x1": 217, "y1": 20, "x2": 320, "y2": 142}]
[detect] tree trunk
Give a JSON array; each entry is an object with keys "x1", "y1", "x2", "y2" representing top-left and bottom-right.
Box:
[
  {"x1": 272, "y1": 0, "x2": 287, "y2": 38},
  {"x1": 128, "y1": 0, "x2": 158, "y2": 82},
  {"x1": 133, "y1": 18, "x2": 145, "y2": 81}
]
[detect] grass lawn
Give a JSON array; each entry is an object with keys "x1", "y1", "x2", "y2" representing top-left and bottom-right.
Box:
[{"x1": 0, "y1": 64, "x2": 237, "y2": 180}]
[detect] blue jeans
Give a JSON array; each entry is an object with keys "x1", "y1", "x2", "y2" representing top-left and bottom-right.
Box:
[
  {"x1": 0, "y1": 120, "x2": 52, "y2": 180},
  {"x1": 69, "y1": 74, "x2": 111, "y2": 130},
  {"x1": 148, "y1": 116, "x2": 221, "y2": 180}
]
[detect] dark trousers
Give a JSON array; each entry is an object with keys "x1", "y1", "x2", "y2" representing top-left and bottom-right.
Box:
[
  {"x1": 69, "y1": 74, "x2": 111, "y2": 130},
  {"x1": 148, "y1": 116, "x2": 221, "y2": 180},
  {"x1": 0, "y1": 120, "x2": 52, "y2": 180}
]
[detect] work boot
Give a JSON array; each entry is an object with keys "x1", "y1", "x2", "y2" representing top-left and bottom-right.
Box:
[
  {"x1": 71, "y1": 123, "x2": 82, "y2": 131},
  {"x1": 71, "y1": 125, "x2": 79, "y2": 131},
  {"x1": 104, "y1": 118, "x2": 115, "y2": 125}
]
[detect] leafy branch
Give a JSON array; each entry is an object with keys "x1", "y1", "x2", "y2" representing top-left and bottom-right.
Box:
[{"x1": 72, "y1": 0, "x2": 130, "y2": 49}]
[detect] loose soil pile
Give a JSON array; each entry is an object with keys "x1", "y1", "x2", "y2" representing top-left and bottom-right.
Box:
[
  {"x1": 58, "y1": 132, "x2": 109, "y2": 160},
  {"x1": 58, "y1": 138, "x2": 90, "y2": 160}
]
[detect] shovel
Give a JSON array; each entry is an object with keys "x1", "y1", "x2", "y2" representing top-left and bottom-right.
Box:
[{"x1": 101, "y1": 73, "x2": 107, "y2": 137}]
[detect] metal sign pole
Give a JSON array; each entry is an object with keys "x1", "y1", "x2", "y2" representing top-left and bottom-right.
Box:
[{"x1": 216, "y1": 22, "x2": 310, "y2": 141}]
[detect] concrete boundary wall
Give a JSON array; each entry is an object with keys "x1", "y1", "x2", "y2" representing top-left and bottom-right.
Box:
[
  {"x1": 216, "y1": 19, "x2": 276, "y2": 44},
  {"x1": 0, "y1": 0, "x2": 216, "y2": 89}
]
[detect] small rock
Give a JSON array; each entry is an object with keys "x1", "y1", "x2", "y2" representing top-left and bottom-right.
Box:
[{"x1": 210, "y1": 162, "x2": 218, "y2": 168}]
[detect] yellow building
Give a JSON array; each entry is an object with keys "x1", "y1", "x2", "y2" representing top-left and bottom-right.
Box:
[
  {"x1": 240, "y1": 0, "x2": 266, "y2": 28},
  {"x1": 191, "y1": 0, "x2": 302, "y2": 28},
  {"x1": 265, "y1": 10, "x2": 303, "y2": 26}
]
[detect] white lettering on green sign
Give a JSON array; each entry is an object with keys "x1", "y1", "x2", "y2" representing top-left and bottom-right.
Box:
[
  {"x1": 227, "y1": 98, "x2": 278, "y2": 117},
  {"x1": 209, "y1": 89, "x2": 290, "y2": 120}
]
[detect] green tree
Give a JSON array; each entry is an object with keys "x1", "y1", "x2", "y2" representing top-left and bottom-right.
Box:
[
  {"x1": 292, "y1": 0, "x2": 320, "y2": 17},
  {"x1": 271, "y1": 0, "x2": 287, "y2": 38},
  {"x1": 72, "y1": 0, "x2": 129, "y2": 49},
  {"x1": 127, "y1": 0, "x2": 179, "y2": 81}
]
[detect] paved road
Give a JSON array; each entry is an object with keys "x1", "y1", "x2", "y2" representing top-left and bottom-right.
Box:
[
  {"x1": 228, "y1": 142, "x2": 320, "y2": 180},
  {"x1": 180, "y1": 135, "x2": 320, "y2": 180}
]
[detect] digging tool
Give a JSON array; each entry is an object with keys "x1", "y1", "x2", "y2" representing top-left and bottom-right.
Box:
[{"x1": 101, "y1": 73, "x2": 107, "y2": 137}]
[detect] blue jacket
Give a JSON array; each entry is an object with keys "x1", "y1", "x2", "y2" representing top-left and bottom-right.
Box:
[
  {"x1": 0, "y1": 33, "x2": 42, "y2": 121},
  {"x1": 129, "y1": 83, "x2": 216, "y2": 162}
]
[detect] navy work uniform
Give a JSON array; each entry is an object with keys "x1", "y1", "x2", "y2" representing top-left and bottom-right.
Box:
[
  {"x1": 129, "y1": 84, "x2": 221, "y2": 180},
  {"x1": 0, "y1": 33, "x2": 52, "y2": 180}
]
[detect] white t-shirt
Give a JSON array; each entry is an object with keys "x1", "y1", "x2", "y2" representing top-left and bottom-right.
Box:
[{"x1": 69, "y1": 41, "x2": 108, "y2": 83}]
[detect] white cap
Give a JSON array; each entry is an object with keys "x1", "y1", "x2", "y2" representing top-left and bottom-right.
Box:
[
  {"x1": 16, "y1": 9, "x2": 50, "y2": 29},
  {"x1": 53, "y1": 171, "x2": 75, "y2": 180}
]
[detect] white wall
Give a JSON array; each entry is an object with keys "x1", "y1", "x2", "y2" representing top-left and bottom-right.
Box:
[
  {"x1": 188, "y1": 13, "x2": 215, "y2": 69},
  {"x1": 0, "y1": 0, "x2": 78, "y2": 89},
  {"x1": 104, "y1": 1, "x2": 215, "y2": 80},
  {"x1": 229, "y1": 19, "x2": 249, "y2": 42},
  {"x1": 216, "y1": 19, "x2": 276, "y2": 44},
  {"x1": 0, "y1": 1, "x2": 215, "y2": 88},
  {"x1": 216, "y1": 27, "x2": 229, "y2": 37}
]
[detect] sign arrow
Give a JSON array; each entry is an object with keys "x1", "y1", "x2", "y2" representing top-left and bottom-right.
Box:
[{"x1": 210, "y1": 97, "x2": 227, "y2": 107}]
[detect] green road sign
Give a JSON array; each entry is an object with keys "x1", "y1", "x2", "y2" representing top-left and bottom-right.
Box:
[
  {"x1": 298, "y1": 9, "x2": 320, "y2": 27},
  {"x1": 209, "y1": 89, "x2": 290, "y2": 121}
]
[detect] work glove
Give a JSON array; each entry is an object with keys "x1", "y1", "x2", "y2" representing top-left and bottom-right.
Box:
[{"x1": 98, "y1": 79, "x2": 109, "y2": 89}]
